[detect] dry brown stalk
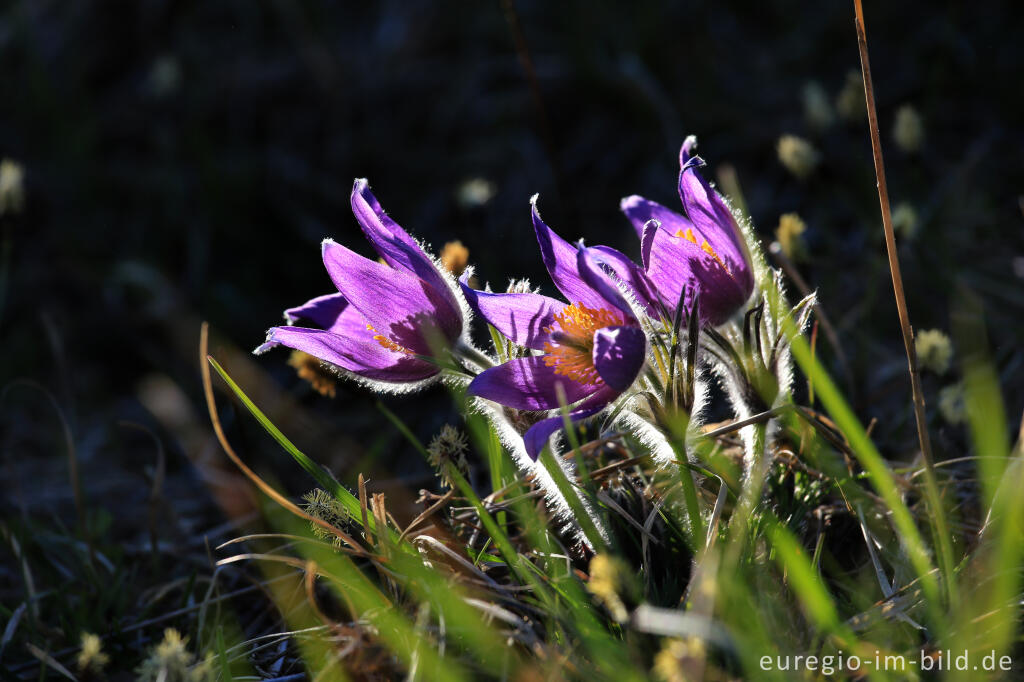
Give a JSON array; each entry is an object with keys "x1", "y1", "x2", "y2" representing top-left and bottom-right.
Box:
[{"x1": 853, "y1": 0, "x2": 955, "y2": 605}]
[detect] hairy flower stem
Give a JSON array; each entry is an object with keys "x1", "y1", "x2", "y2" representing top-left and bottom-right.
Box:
[
  {"x1": 854, "y1": 0, "x2": 955, "y2": 608},
  {"x1": 719, "y1": 423, "x2": 769, "y2": 576},
  {"x1": 454, "y1": 341, "x2": 494, "y2": 372}
]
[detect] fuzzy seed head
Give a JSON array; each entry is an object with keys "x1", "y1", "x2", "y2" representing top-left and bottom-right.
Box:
[
  {"x1": 915, "y1": 329, "x2": 953, "y2": 375},
  {"x1": 427, "y1": 424, "x2": 470, "y2": 488},
  {"x1": 938, "y1": 383, "x2": 966, "y2": 425},
  {"x1": 893, "y1": 104, "x2": 924, "y2": 153},
  {"x1": 303, "y1": 488, "x2": 352, "y2": 546},
  {"x1": 777, "y1": 135, "x2": 820, "y2": 179},
  {"x1": 0, "y1": 159, "x2": 25, "y2": 215},
  {"x1": 77, "y1": 632, "x2": 109, "y2": 673},
  {"x1": 836, "y1": 70, "x2": 867, "y2": 120},
  {"x1": 891, "y1": 202, "x2": 919, "y2": 240},
  {"x1": 440, "y1": 240, "x2": 470, "y2": 277},
  {"x1": 802, "y1": 81, "x2": 835, "y2": 131},
  {"x1": 136, "y1": 628, "x2": 213, "y2": 682},
  {"x1": 775, "y1": 213, "x2": 808, "y2": 262},
  {"x1": 456, "y1": 177, "x2": 496, "y2": 208}
]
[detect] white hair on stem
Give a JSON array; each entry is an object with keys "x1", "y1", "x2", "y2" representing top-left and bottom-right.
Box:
[
  {"x1": 469, "y1": 396, "x2": 608, "y2": 549},
  {"x1": 707, "y1": 269, "x2": 815, "y2": 472}
]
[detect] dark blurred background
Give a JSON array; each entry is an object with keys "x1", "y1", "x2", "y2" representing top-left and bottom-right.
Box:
[{"x1": 2, "y1": 0, "x2": 1023, "y2": 540}]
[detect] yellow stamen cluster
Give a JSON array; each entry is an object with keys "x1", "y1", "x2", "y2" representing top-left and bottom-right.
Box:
[
  {"x1": 542, "y1": 303, "x2": 622, "y2": 386},
  {"x1": 288, "y1": 350, "x2": 338, "y2": 398},
  {"x1": 366, "y1": 324, "x2": 413, "y2": 354},
  {"x1": 675, "y1": 227, "x2": 730, "y2": 272}
]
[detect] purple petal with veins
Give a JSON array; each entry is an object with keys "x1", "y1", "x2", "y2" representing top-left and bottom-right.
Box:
[
  {"x1": 467, "y1": 355, "x2": 593, "y2": 412},
  {"x1": 322, "y1": 239, "x2": 461, "y2": 356},
  {"x1": 459, "y1": 273, "x2": 564, "y2": 350}
]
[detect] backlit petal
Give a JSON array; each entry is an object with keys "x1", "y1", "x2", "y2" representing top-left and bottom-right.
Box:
[
  {"x1": 322, "y1": 239, "x2": 460, "y2": 355},
  {"x1": 522, "y1": 386, "x2": 618, "y2": 460},
  {"x1": 467, "y1": 355, "x2": 593, "y2": 411},
  {"x1": 350, "y1": 179, "x2": 461, "y2": 317},
  {"x1": 284, "y1": 293, "x2": 349, "y2": 329},
  {"x1": 459, "y1": 273, "x2": 565, "y2": 350},
  {"x1": 257, "y1": 326, "x2": 438, "y2": 382},
  {"x1": 592, "y1": 325, "x2": 646, "y2": 392},
  {"x1": 531, "y1": 196, "x2": 613, "y2": 312}
]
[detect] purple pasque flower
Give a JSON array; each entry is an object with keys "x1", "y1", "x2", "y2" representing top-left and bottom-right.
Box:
[
  {"x1": 461, "y1": 196, "x2": 647, "y2": 460},
  {"x1": 620, "y1": 136, "x2": 755, "y2": 326},
  {"x1": 255, "y1": 179, "x2": 465, "y2": 388}
]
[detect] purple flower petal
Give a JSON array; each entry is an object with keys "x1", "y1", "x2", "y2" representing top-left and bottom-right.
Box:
[
  {"x1": 592, "y1": 325, "x2": 646, "y2": 392},
  {"x1": 322, "y1": 239, "x2": 461, "y2": 355},
  {"x1": 587, "y1": 245, "x2": 659, "y2": 317},
  {"x1": 459, "y1": 273, "x2": 565, "y2": 350},
  {"x1": 258, "y1": 326, "x2": 438, "y2": 383},
  {"x1": 531, "y1": 196, "x2": 613, "y2": 312},
  {"x1": 350, "y1": 180, "x2": 461, "y2": 318},
  {"x1": 522, "y1": 386, "x2": 618, "y2": 460},
  {"x1": 640, "y1": 220, "x2": 658, "y2": 271},
  {"x1": 467, "y1": 355, "x2": 593, "y2": 411},
  {"x1": 645, "y1": 223, "x2": 749, "y2": 326},
  {"x1": 575, "y1": 247, "x2": 635, "y2": 319},
  {"x1": 677, "y1": 138, "x2": 754, "y2": 294},
  {"x1": 619, "y1": 195, "x2": 696, "y2": 240},
  {"x1": 284, "y1": 293, "x2": 349, "y2": 329}
]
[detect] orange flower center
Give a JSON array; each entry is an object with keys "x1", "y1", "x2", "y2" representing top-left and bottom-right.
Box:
[
  {"x1": 675, "y1": 227, "x2": 731, "y2": 274},
  {"x1": 542, "y1": 303, "x2": 623, "y2": 385},
  {"x1": 366, "y1": 324, "x2": 413, "y2": 354}
]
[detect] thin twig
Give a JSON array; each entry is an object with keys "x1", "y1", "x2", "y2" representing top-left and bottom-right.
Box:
[
  {"x1": 397, "y1": 488, "x2": 456, "y2": 543},
  {"x1": 700, "y1": 405, "x2": 792, "y2": 440},
  {"x1": 853, "y1": 0, "x2": 955, "y2": 607}
]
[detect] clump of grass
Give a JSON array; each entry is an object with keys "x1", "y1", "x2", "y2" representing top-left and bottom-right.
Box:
[{"x1": 202, "y1": 304, "x2": 1023, "y2": 679}]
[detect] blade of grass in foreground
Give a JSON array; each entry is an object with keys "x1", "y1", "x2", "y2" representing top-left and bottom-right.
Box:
[
  {"x1": 282, "y1": 523, "x2": 472, "y2": 682},
  {"x1": 206, "y1": 380, "x2": 516, "y2": 679},
  {"x1": 207, "y1": 355, "x2": 389, "y2": 541},
  {"x1": 953, "y1": 295, "x2": 1022, "y2": 665},
  {"x1": 765, "y1": 520, "x2": 853, "y2": 643},
  {"x1": 372, "y1": 403, "x2": 635, "y2": 677},
  {"x1": 785, "y1": 327, "x2": 946, "y2": 634}
]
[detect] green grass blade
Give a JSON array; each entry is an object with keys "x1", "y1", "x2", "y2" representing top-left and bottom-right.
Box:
[
  {"x1": 207, "y1": 357, "x2": 387, "y2": 540},
  {"x1": 784, "y1": 329, "x2": 944, "y2": 630}
]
